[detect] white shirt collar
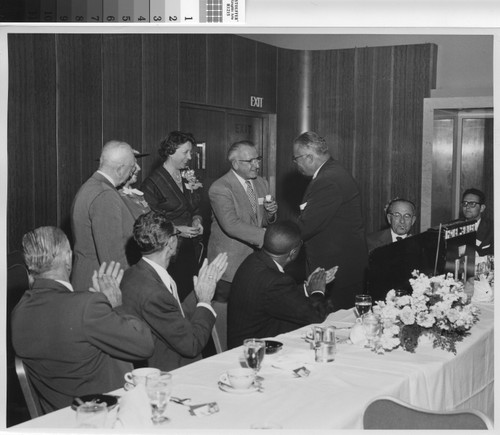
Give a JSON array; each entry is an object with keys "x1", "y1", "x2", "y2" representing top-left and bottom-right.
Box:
[
  {"x1": 232, "y1": 170, "x2": 253, "y2": 190},
  {"x1": 272, "y1": 259, "x2": 284, "y2": 273},
  {"x1": 97, "y1": 170, "x2": 116, "y2": 187},
  {"x1": 312, "y1": 161, "x2": 327, "y2": 179},
  {"x1": 142, "y1": 257, "x2": 175, "y2": 294},
  {"x1": 56, "y1": 280, "x2": 74, "y2": 292},
  {"x1": 391, "y1": 230, "x2": 408, "y2": 243}
]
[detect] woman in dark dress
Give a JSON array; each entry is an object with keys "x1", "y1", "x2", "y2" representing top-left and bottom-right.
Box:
[{"x1": 141, "y1": 131, "x2": 204, "y2": 301}]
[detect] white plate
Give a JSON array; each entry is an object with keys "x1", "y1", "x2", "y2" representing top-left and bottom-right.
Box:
[{"x1": 218, "y1": 379, "x2": 258, "y2": 394}]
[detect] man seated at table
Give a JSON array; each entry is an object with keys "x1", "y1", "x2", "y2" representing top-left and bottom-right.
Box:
[
  {"x1": 461, "y1": 187, "x2": 494, "y2": 256},
  {"x1": 227, "y1": 221, "x2": 337, "y2": 349},
  {"x1": 366, "y1": 198, "x2": 417, "y2": 253},
  {"x1": 120, "y1": 210, "x2": 228, "y2": 371},
  {"x1": 11, "y1": 226, "x2": 154, "y2": 413}
]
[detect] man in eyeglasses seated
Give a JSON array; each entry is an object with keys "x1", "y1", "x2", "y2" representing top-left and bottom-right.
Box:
[
  {"x1": 461, "y1": 188, "x2": 493, "y2": 256},
  {"x1": 366, "y1": 198, "x2": 417, "y2": 253},
  {"x1": 120, "y1": 210, "x2": 228, "y2": 371},
  {"x1": 207, "y1": 140, "x2": 278, "y2": 351},
  {"x1": 227, "y1": 221, "x2": 337, "y2": 349}
]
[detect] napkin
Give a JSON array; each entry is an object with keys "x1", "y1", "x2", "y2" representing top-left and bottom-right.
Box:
[
  {"x1": 269, "y1": 350, "x2": 314, "y2": 374},
  {"x1": 115, "y1": 384, "x2": 153, "y2": 429},
  {"x1": 472, "y1": 277, "x2": 494, "y2": 303}
]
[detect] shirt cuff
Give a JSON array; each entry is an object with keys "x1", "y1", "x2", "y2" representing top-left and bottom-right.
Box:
[{"x1": 197, "y1": 302, "x2": 217, "y2": 317}]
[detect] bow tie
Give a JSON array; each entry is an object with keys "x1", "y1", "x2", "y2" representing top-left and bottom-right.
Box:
[{"x1": 122, "y1": 187, "x2": 144, "y2": 196}]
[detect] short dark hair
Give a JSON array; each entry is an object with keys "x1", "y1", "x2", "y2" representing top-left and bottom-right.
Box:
[
  {"x1": 263, "y1": 221, "x2": 302, "y2": 256},
  {"x1": 133, "y1": 210, "x2": 176, "y2": 255},
  {"x1": 462, "y1": 188, "x2": 486, "y2": 204},
  {"x1": 227, "y1": 140, "x2": 255, "y2": 162},
  {"x1": 293, "y1": 131, "x2": 329, "y2": 155},
  {"x1": 158, "y1": 131, "x2": 196, "y2": 161}
]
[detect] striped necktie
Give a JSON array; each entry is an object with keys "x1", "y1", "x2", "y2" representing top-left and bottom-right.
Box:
[{"x1": 245, "y1": 180, "x2": 257, "y2": 216}]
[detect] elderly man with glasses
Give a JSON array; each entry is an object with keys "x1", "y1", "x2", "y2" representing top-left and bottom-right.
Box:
[
  {"x1": 207, "y1": 140, "x2": 277, "y2": 352},
  {"x1": 461, "y1": 188, "x2": 493, "y2": 256},
  {"x1": 366, "y1": 198, "x2": 417, "y2": 253}
]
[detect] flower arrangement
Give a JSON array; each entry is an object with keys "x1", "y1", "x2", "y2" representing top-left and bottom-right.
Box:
[
  {"x1": 181, "y1": 169, "x2": 203, "y2": 191},
  {"x1": 372, "y1": 271, "x2": 480, "y2": 354}
]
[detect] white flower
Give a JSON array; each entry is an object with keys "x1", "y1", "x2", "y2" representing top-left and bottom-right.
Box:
[
  {"x1": 416, "y1": 312, "x2": 435, "y2": 328},
  {"x1": 399, "y1": 306, "x2": 415, "y2": 325}
]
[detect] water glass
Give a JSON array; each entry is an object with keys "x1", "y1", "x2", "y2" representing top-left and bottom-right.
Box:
[
  {"x1": 355, "y1": 294, "x2": 372, "y2": 316},
  {"x1": 243, "y1": 339, "x2": 265, "y2": 374},
  {"x1": 314, "y1": 340, "x2": 336, "y2": 362},
  {"x1": 146, "y1": 371, "x2": 173, "y2": 424},
  {"x1": 362, "y1": 313, "x2": 380, "y2": 349},
  {"x1": 76, "y1": 402, "x2": 108, "y2": 428}
]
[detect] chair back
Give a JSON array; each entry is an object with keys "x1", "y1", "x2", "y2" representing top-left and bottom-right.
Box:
[
  {"x1": 14, "y1": 356, "x2": 43, "y2": 419},
  {"x1": 363, "y1": 396, "x2": 492, "y2": 430}
]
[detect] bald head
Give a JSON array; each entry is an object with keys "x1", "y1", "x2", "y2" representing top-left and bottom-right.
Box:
[
  {"x1": 263, "y1": 221, "x2": 302, "y2": 261},
  {"x1": 99, "y1": 140, "x2": 136, "y2": 186}
]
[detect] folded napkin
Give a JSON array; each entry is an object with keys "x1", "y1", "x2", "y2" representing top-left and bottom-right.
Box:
[
  {"x1": 115, "y1": 384, "x2": 153, "y2": 429},
  {"x1": 472, "y1": 277, "x2": 494, "y2": 303},
  {"x1": 269, "y1": 350, "x2": 315, "y2": 374}
]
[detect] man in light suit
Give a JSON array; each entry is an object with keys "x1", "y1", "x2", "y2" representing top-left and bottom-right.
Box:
[
  {"x1": 12, "y1": 226, "x2": 154, "y2": 413},
  {"x1": 292, "y1": 131, "x2": 368, "y2": 310},
  {"x1": 71, "y1": 140, "x2": 137, "y2": 291},
  {"x1": 207, "y1": 140, "x2": 277, "y2": 351},
  {"x1": 366, "y1": 198, "x2": 417, "y2": 253},
  {"x1": 120, "y1": 210, "x2": 228, "y2": 371}
]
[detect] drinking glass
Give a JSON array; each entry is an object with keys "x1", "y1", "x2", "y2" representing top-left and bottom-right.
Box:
[
  {"x1": 362, "y1": 313, "x2": 380, "y2": 349},
  {"x1": 145, "y1": 372, "x2": 173, "y2": 424},
  {"x1": 243, "y1": 339, "x2": 265, "y2": 375},
  {"x1": 355, "y1": 294, "x2": 372, "y2": 316}
]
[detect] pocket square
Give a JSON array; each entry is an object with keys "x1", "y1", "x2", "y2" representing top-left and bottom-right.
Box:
[{"x1": 299, "y1": 202, "x2": 307, "y2": 211}]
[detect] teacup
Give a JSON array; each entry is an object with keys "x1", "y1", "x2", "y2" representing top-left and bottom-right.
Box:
[
  {"x1": 124, "y1": 367, "x2": 160, "y2": 386},
  {"x1": 222, "y1": 368, "x2": 255, "y2": 390}
]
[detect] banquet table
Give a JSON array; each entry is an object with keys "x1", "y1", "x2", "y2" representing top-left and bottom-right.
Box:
[{"x1": 13, "y1": 301, "x2": 494, "y2": 431}]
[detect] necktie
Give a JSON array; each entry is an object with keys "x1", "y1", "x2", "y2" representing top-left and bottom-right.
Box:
[
  {"x1": 245, "y1": 180, "x2": 257, "y2": 216},
  {"x1": 396, "y1": 237, "x2": 403, "y2": 241}
]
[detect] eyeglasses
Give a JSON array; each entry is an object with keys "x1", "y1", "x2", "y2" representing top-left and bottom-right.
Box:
[
  {"x1": 237, "y1": 156, "x2": 263, "y2": 165},
  {"x1": 388, "y1": 212, "x2": 414, "y2": 221},
  {"x1": 461, "y1": 201, "x2": 481, "y2": 208},
  {"x1": 292, "y1": 154, "x2": 309, "y2": 163}
]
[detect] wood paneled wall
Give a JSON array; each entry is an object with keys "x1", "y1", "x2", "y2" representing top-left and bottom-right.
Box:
[
  {"x1": 276, "y1": 43, "x2": 437, "y2": 234},
  {"x1": 8, "y1": 34, "x2": 435, "y2": 253}
]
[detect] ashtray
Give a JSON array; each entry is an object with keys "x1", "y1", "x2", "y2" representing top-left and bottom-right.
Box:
[{"x1": 265, "y1": 340, "x2": 283, "y2": 355}]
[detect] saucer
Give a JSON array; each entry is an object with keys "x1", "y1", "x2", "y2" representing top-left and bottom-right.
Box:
[
  {"x1": 218, "y1": 381, "x2": 258, "y2": 394},
  {"x1": 124, "y1": 382, "x2": 136, "y2": 391}
]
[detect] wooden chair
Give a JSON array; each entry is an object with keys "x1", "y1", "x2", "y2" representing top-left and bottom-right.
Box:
[
  {"x1": 363, "y1": 396, "x2": 493, "y2": 430},
  {"x1": 14, "y1": 356, "x2": 43, "y2": 419}
]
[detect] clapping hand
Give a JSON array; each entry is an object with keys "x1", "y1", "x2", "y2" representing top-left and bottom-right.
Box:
[
  {"x1": 193, "y1": 253, "x2": 228, "y2": 303},
  {"x1": 325, "y1": 266, "x2": 338, "y2": 284},
  {"x1": 264, "y1": 197, "x2": 278, "y2": 215},
  {"x1": 89, "y1": 261, "x2": 124, "y2": 308},
  {"x1": 305, "y1": 267, "x2": 327, "y2": 296}
]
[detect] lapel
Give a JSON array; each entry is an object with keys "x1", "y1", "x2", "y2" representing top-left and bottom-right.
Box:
[
  {"x1": 158, "y1": 166, "x2": 193, "y2": 213},
  {"x1": 227, "y1": 171, "x2": 260, "y2": 225},
  {"x1": 302, "y1": 158, "x2": 333, "y2": 203}
]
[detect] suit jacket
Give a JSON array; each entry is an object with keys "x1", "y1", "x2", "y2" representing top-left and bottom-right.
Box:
[
  {"x1": 366, "y1": 228, "x2": 393, "y2": 253},
  {"x1": 71, "y1": 171, "x2": 136, "y2": 291},
  {"x1": 11, "y1": 279, "x2": 154, "y2": 413},
  {"x1": 141, "y1": 165, "x2": 201, "y2": 226},
  {"x1": 208, "y1": 170, "x2": 275, "y2": 282},
  {"x1": 476, "y1": 217, "x2": 494, "y2": 256},
  {"x1": 297, "y1": 158, "x2": 368, "y2": 308},
  {"x1": 120, "y1": 259, "x2": 216, "y2": 371},
  {"x1": 227, "y1": 251, "x2": 332, "y2": 349}
]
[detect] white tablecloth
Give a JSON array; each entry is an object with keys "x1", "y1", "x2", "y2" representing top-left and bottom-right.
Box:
[{"x1": 13, "y1": 301, "x2": 494, "y2": 431}]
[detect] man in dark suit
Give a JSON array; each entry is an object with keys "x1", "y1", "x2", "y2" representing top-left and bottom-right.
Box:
[
  {"x1": 366, "y1": 198, "x2": 417, "y2": 253},
  {"x1": 71, "y1": 140, "x2": 137, "y2": 291},
  {"x1": 120, "y1": 210, "x2": 228, "y2": 371},
  {"x1": 461, "y1": 188, "x2": 494, "y2": 256},
  {"x1": 11, "y1": 226, "x2": 154, "y2": 413},
  {"x1": 227, "y1": 221, "x2": 336, "y2": 349},
  {"x1": 292, "y1": 131, "x2": 368, "y2": 310}
]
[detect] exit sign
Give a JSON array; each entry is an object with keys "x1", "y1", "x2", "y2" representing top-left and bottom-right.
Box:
[{"x1": 250, "y1": 96, "x2": 263, "y2": 108}]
